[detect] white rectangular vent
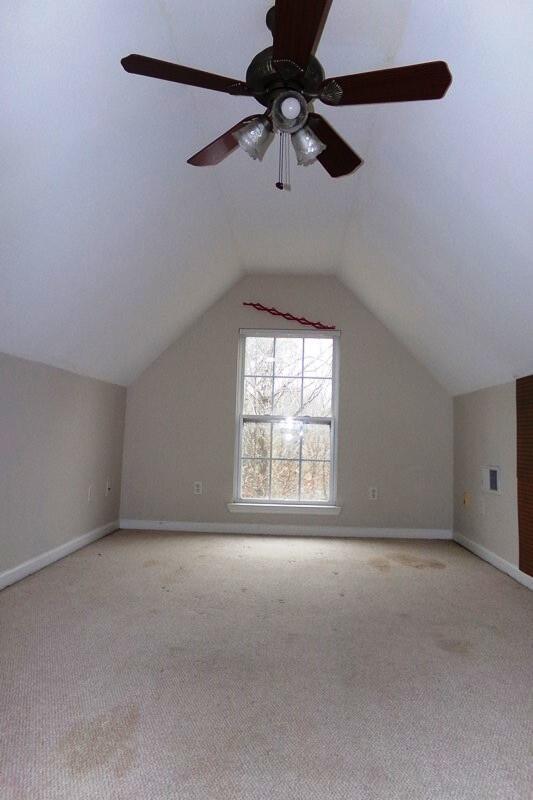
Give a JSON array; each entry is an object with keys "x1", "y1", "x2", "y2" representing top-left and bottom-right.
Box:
[{"x1": 481, "y1": 465, "x2": 501, "y2": 494}]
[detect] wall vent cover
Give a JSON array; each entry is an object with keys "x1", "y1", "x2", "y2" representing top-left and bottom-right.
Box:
[{"x1": 481, "y1": 465, "x2": 501, "y2": 494}]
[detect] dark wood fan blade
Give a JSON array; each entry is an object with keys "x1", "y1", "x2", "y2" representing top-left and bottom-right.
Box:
[
  {"x1": 321, "y1": 61, "x2": 452, "y2": 105},
  {"x1": 121, "y1": 54, "x2": 251, "y2": 95},
  {"x1": 307, "y1": 114, "x2": 363, "y2": 177},
  {"x1": 273, "y1": 0, "x2": 333, "y2": 73},
  {"x1": 187, "y1": 116, "x2": 261, "y2": 166}
]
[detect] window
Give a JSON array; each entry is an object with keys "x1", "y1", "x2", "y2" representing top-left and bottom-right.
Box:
[{"x1": 234, "y1": 329, "x2": 339, "y2": 505}]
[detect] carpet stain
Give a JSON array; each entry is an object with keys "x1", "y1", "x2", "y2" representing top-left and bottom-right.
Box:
[
  {"x1": 142, "y1": 559, "x2": 161, "y2": 568},
  {"x1": 58, "y1": 703, "x2": 139, "y2": 776},
  {"x1": 436, "y1": 638, "x2": 472, "y2": 655},
  {"x1": 390, "y1": 553, "x2": 446, "y2": 570},
  {"x1": 479, "y1": 622, "x2": 500, "y2": 635},
  {"x1": 367, "y1": 557, "x2": 391, "y2": 573}
]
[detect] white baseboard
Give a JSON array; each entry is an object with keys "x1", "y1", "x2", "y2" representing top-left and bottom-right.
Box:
[
  {"x1": 120, "y1": 519, "x2": 452, "y2": 540},
  {"x1": 454, "y1": 532, "x2": 533, "y2": 590},
  {"x1": 0, "y1": 520, "x2": 119, "y2": 591}
]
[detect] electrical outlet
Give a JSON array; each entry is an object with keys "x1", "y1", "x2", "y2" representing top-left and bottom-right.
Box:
[
  {"x1": 88, "y1": 484, "x2": 93, "y2": 503},
  {"x1": 368, "y1": 487, "x2": 378, "y2": 501},
  {"x1": 193, "y1": 481, "x2": 203, "y2": 496},
  {"x1": 463, "y1": 491, "x2": 472, "y2": 507},
  {"x1": 105, "y1": 478, "x2": 112, "y2": 496}
]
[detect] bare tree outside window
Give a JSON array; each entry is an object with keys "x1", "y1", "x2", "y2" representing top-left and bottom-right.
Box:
[{"x1": 237, "y1": 332, "x2": 338, "y2": 503}]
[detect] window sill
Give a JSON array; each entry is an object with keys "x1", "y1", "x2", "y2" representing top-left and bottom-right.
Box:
[{"x1": 227, "y1": 503, "x2": 342, "y2": 515}]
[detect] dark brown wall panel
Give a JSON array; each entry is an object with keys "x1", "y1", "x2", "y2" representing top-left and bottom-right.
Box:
[{"x1": 517, "y1": 375, "x2": 533, "y2": 577}]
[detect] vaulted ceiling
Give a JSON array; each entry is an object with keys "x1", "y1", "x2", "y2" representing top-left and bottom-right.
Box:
[{"x1": 2, "y1": 1, "x2": 532, "y2": 394}]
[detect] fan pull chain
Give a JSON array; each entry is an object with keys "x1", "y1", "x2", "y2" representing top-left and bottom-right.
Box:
[
  {"x1": 275, "y1": 132, "x2": 291, "y2": 191},
  {"x1": 276, "y1": 132, "x2": 284, "y2": 190},
  {"x1": 285, "y1": 130, "x2": 291, "y2": 189},
  {"x1": 276, "y1": 133, "x2": 283, "y2": 189}
]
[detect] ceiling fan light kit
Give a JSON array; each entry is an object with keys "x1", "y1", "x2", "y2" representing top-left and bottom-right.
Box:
[
  {"x1": 121, "y1": 0, "x2": 452, "y2": 190},
  {"x1": 271, "y1": 90, "x2": 308, "y2": 133},
  {"x1": 292, "y1": 126, "x2": 327, "y2": 166},
  {"x1": 235, "y1": 117, "x2": 274, "y2": 161}
]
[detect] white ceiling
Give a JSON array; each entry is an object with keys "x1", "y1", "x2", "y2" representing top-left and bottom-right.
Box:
[{"x1": 2, "y1": 0, "x2": 532, "y2": 393}]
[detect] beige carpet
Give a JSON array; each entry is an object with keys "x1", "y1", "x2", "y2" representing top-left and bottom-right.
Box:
[{"x1": 0, "y1": 532, "x2": 531, "y2": 799}]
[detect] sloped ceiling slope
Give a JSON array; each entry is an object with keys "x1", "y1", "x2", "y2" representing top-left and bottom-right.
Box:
[
  {"x1": 1, "y1": 1, "x2": 243, "y2": 385},
  {"x1": 1, "y1": 1, "x2": 532, "y2": 393},
  {"x1": 340, "y1": 0, "x2": 533, "y2": 395}
]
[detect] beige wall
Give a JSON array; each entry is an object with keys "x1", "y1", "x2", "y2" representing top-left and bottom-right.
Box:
[
  {"x1": 454, "y1": 382, "x2": 519, "y2": 565},
  {"x1": 0, "y1": 353, "x2": 126, "y2": 573},
  {"x1": 121, "y1": 275, "x2": 452, "y2": 530}
]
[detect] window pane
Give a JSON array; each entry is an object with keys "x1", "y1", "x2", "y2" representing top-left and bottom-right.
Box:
[
  {"x1": 271, "y1": 460, "x2": 299, "y2": 500},
  {"x1": 274, "y1": 338, "x2": 303, "y2": 377},
  {"x1": 272, "y1": 420, "x2": 301, "y2": 459},
  {"x1": 241, "y1": 460, "x2": 269, "y2": 498},
  {"x1": 243, "y1": 377, "x2": 273, "y2": 415},
  {"x1": 273, "y1": 377, "x2": 301, "y2": 416},
  {"x1": 244, "y1": 337, "x2": 274, "y2": 376},
  {"x1": 302, "y1": 378, "x2": 332, "y2": 416},
  {"x1": 304, "y1": 338, "x2": 333, "y2": 378},
  {"x1": 301, "y1": 461, "x2": 330, "y2": 501},
  {"x1": 302, "y1": 423, "x2": 331, "y2": 461},
  {"x1": 242, "y1": 422, "x2": 271, "y2": 459}
]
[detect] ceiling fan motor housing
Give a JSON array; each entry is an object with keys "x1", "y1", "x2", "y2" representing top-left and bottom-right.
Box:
[{"x1": 246, "y1": 47, "x2": 325, "y2": 107}]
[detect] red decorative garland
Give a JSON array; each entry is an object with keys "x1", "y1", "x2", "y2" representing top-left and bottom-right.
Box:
[{"x1": 243, "y1": 302, "x2": 336, "y2": 330}]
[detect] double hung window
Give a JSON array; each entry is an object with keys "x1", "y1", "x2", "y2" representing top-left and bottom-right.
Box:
[{"x1": 234, "y1": 329, "x2": 339, "y2": 505}]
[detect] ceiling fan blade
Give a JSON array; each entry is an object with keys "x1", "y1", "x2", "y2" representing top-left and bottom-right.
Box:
[
  {"x1": 121, "y1": 54, "x2": 250, "y2": 96},
  {"x1": 273, "y1": 0, "x2": 333, "y2": 73},
  {"x1": 187, "y1": 116, "x2": 262, "y2": 166},
  {"x1": 307, "y1": 114, "x2": 363, "y2": 177},
  {"x1": 321, "y1": 61, "x2": 452, "y2": 105}
]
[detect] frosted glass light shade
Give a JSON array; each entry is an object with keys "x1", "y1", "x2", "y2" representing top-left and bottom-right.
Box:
[
  {"x1": 291, "y1": 126, "x2": 326, "y2": 166},
  {"x1": 235, "y1": 117, "x2": 274, "y2": 161}
]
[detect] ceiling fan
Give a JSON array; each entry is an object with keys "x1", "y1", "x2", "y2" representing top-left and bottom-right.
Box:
[{"x1": 121, "y1": 0, "x2": 452, "y2": 189}]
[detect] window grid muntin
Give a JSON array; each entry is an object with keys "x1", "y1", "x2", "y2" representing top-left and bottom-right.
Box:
[
  {"x1": 268, "y1": 337, "x2": 276, "y2": 497},
  {"x1": 242, "y1": 457, "x2": 331, "y2": 464},
  {"x1": 243, "y1": 377, "x2": 332, "y2": 417},
  {"x1": 236, "y1": 330, "x2": 339, "y2": 505}
]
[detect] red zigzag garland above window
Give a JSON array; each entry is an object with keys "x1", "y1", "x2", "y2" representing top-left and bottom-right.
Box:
[{"x1": 243, "y1": 302, "x2": 336, "y2": 331}]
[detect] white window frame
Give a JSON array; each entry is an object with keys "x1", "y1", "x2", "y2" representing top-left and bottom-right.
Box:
[{"x1": 232, "y1": 328, "x2": 340, "y2": 508}]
